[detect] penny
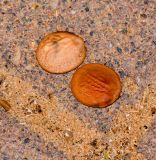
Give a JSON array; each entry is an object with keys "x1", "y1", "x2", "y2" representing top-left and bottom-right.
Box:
[
  {"x1": 36, "y1": 31, "x2": 86, "y2": 73},
  {"x1": 71, "y1": 64, "x2": 121, "y2": 107}
]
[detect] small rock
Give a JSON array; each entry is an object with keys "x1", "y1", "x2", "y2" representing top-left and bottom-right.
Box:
[
  {"x1": 144, "y1": 0, "x2": 149, "y2": 4},
  {"x1": 151, "y1": 108, "x2": 156, "y2": 115},
  {"x1": 0, "y1": 75, "x2": 5, "y2": 85},
  {"x1": 124, "y1": 47, "x2": 129, "y2": 52},
  {"x1": 130, "y1": 48, "x2": 136, "y2": 53},
  {"x1": 3, "y1": 157, "x2": 9, "y2": 160},
  {"x1": 85, "y1": 7, "x2": 89, "y2": 12},
  {"x1": 114, "y1": 59, "x2": 119, "y2": 66},
  {"x1": 71, "y1": 10, "x2": 76, "y2": 14},
  {"x1": 90, "y1": 139, "x2": 97, "y2": 147},
  {"x1": 121, "y1": 28, "x2": 127, "y2": 34},
  {"x1": 31, "y1": 3, "x2": 39, "y2": 9},
  {"x1": 64, "y1": 130, "x2": 73, "y2": 140},
  {"x1": 23, "y1": 138, "x2": 30, "y2": 144},
  {"x1": 90, "y1": 31, "x2": 94, "y2": 36},
  {"x1": 117, "y1": 47, "x2": 122, "y2": 54},
  {"x1": 35, "y1": 104, "x2": 42, "y2": 113},
  {"x1": 109, "y1": 43, "x2": 113, "y2": 48},
  {"x1": 140, "y1": 13, "x2": 147, "y2": 18},
  {"x1": 119, "y1": 70, "x2": 127, "y2": 78},
  {"x1": 153, "y1": 41, "x2": 156, "y2": 46},
  {"x1": 0, "y1": 100, "x2": 11, "y2": 111}
]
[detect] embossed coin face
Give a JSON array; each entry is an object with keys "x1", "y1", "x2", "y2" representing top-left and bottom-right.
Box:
[
  {"x1": 36, "y1": 31, "x2": 86, "y2": 73},
  {"x1": 71, "y1": 64, "x2": 121, "y2": 108}
]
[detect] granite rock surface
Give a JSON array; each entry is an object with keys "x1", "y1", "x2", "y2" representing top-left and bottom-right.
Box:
[{"x1": 0, "y1": 0, "x2": 156, "y2": 159}]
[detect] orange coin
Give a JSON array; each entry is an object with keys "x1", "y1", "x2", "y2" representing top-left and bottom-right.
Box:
[
  {"x1": 71, "y1": 64, "x2": 121, "y2": 108},
  {"x1": 36, "y1": 31, "x2": 86, "y2": 73}
]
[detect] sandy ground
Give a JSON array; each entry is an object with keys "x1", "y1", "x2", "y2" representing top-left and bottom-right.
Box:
[{"x1": 0, "y1": 0, "x2": 156, "y2": 159}]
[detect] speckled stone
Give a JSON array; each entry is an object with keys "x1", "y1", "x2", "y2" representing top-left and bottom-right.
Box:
[
  {"x1": 0, "y1": 109, "x2": 67, "y2": 160},
  {"x1": 0, "y1": 0, "x2": 156, "y2": 159},
  {"x1": 138, "y1": 121, "x2": 156, "y2": 160}
]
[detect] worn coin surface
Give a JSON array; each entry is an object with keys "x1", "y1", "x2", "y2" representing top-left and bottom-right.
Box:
[
  {"x1": 71, "y1": 64, "x2": 121, "y2": 107},
  {"x1": 36, "y1": 31, "x2": 86, "y2": 73}
]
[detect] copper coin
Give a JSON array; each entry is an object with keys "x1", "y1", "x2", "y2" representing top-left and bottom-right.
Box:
[
  {"x1": 36, "y1": 31, "x2": 86, "y2": 73},
  {"x1": 71, "y1": 64, "x2": 121, "y2": 107}
]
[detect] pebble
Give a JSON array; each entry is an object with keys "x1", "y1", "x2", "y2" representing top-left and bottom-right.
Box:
[
  {"x1": 85, "y1": 7, "x2": 89, "y2": 12},
  {"x1": 89, "y1": 31, "x2": 94, "y2": 36},
  {"x1": 117, "y1": 47, "x2": 122, "y2": 54},
  {"x1": 118, "y1": 70, "x2": 127, "y2": 78},
  {"x1": 64, "y1": 130, "x2": 73, "y2": 139},
  {"x1": 109, "y1": 43, "x2": 113, "y2": 48},
  {"x1": 90, "y1": 139, "x2": 97, "y2": 147},
  {"x1": 23, "y1": 138, "x2": 30, "y2": 144},
  {"x1": 121, "y1": 28, "x2": 127, "y2": 34},
  {"x1": 71, "y1": 10, "x2": 76, "y2": 14},
  {"x1": 144, "y1": 0, "x2": 149, "y2": 4},
  {"x1": 114, "y1": 59, "x2": 119, "y2": 66}
]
